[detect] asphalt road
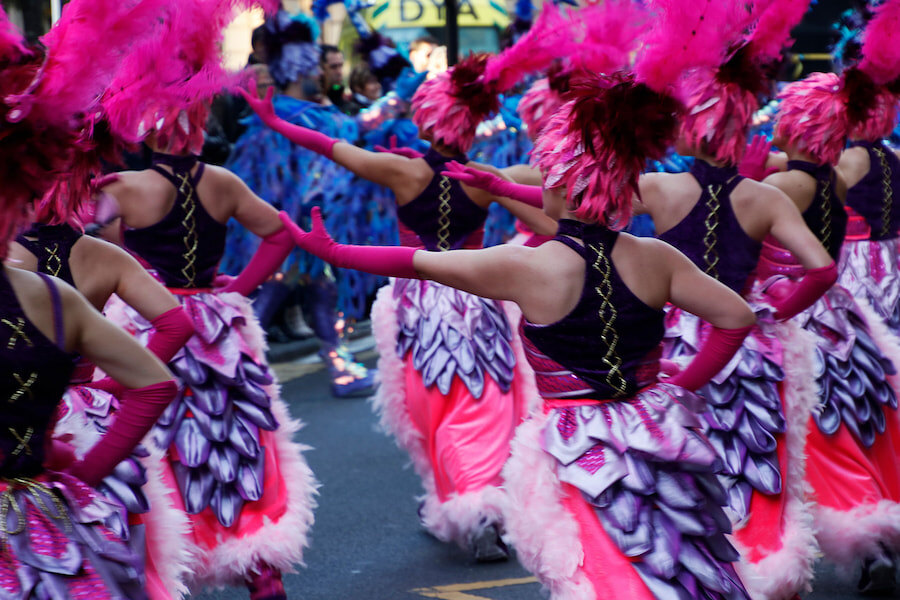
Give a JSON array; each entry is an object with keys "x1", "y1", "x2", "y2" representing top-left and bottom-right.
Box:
[{"x1": 194, "y1": 344, "x2": 900, "y2": 600}]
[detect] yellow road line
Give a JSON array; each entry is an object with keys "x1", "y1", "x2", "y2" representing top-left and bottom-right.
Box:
[{"x1": 411, "y1": 576, "x2": 538, "y2": 599}]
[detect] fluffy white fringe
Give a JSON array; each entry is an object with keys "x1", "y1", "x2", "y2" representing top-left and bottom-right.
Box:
[
  {"x1": 369, "y1": 283, "x2": 436, "y2": 488},
  {"x1": 140, "y1": 450, "x2": 196, "y2": 600},
  {"x1": 419, "y1": 486, "x2": 509, "y2": 547},
  {"x1": 501, "y1": 300, "x2": 543, "y2": 417},
  {"x1": 731, "y1": 320, "x2": 820, "y2": 600},
  {"x1": 189, "y1": 294, "x2": 320, "y2": 587},
  {"x1": 810, "y1": 301, "x2": 900, "y2": 571},
  {"x1": 502, "y1": 414, "x2": 596, "y2": 600}
]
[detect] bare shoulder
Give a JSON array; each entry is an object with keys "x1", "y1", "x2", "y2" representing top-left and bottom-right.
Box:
[
  {"x1": 732, "y1": 178, "x2": 789, "y2": 207},
  {"x1": 5, "y1": 266, "x2": 82, "y2": 313},
  {"x1": 639, "y1": 171, "x2": 697, "y2": 201}
]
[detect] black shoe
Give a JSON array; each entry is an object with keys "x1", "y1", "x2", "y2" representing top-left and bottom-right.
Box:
[
  {"x1": 469, "y1": 523, "x2": 509, "y2": 563},
  {"x1": 858, "y1": 553, "x2": 896, "y2": 595}
]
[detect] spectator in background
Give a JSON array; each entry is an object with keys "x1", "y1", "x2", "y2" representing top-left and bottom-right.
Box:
[
  {"x1": 408, "y1": 34, "x2": 438, "y2": 73},
  {"x1": 248, "y1": 24, "x2": 268, "y2": 65},
  {"x1": 321, "y1": 44, "x2": 347, "y2": 110},
  {"x1": 344, "y1": 64, "x2": 382, "y2": 115}
]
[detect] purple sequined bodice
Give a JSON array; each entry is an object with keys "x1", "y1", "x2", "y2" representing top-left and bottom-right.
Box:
[
  {"x1": 522, "y1": 221, "x2": 664, "y2": 399},
  {"x1": 788, "y1": 160, "x2": 847, "y2": 260},
  {"x1": 16, "y1": 222, "x2": 82, "y2": 286},
  {"x1": 123, "y1": 153, "x2": 226, "y2": 288},
  {"x1": 846, "y1": 140, "x2": 900, "y2": 241},
  {"x1": 396, "y1": 149, "x2": 487, "y2": 251},
  {"x1": 658, "y1": 161, "x2": 760, "y2": 293},
  {"x1": 0, "y1": 269, "x2": 75, "y2": 478}
]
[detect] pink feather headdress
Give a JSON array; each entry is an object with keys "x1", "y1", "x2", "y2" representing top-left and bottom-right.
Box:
[
  {"x1": 531, "y1": 0, "x2": 748, "y2": 228},
  {"x1": 775, "y1": 72, "x2": 849, "y2": 165},
  {"x1": 411, "y1": 3, "x2": 573, "y2": 153},
  {"x1": 677, "y1": 0, "x2": 812, "y2": 165},
  {"x1": 102, "y1": 0, "x2": 279, "y2": 155},
  {"x1": 0, "y1": 0, "x2": 169, "y2": 243},
  {"x1": 844, "y1": 0, "x2": 900, "y2": 141}
]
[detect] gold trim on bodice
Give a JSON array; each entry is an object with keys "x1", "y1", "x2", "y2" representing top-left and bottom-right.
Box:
[{"x1": 590, "y1": 242, "x2": 628, "y2": 397}]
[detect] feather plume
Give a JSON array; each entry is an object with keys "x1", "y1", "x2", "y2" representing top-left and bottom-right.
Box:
[
  {"x1": 775, "y1": 72, "x2": 849, "y2": 165},
  {"x1": 568, "y1": 0, "x2": 648, "y2": 75},
  {"x1": 746, "y1": 0, "x2": 812, "y2": 65},
  {"x1": 482, "y1": 3, "x2": 576, "y2": 92},
  {"x1": 634, "y1": 0, "x2": 754, "y2": 92},
  {"x1": 103, "y1": 0, "x2": 278, "y2": 153},
  {"x1": 532, "y1": 72, "x2": 682, "y2": 228},
  {"x1": 858, "y1": 0, "x2": 900, "y2": 85}
]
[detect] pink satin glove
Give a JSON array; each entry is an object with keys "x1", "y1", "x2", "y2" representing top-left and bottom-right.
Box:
[
  {"x1": 667, "y1": 325, "x2": 754, "y2": 391},
  {"x1": 374, "y1": 135, "x2": 424, "y2": 159},
  {"x1": 212, "y1": 273, "x2": 235, "y2": 290},
  {"x1": 278, "y1": 208, "x2": 419, "y2": 279},
  {"x1": 146, "y1": 306, "x2": 194, "y2": 363},
  {"x1": 441, "y1": 161, "x2": 544, "y2": 208},
  {"x1": 44, "y1": 439, "x2": 78, "y2": 471},
  {"x1": 66, "y1": 379, "x2": 178, "y2": 487},
  {"x1": 222, "y1": 227, "x2": 293, "y2": 296},
  {"x1": 239, "y1": 87, "x2": 338, "y2": 159},
  {"x1": 738, "y1": 135, "x2": 779, "y2": 181},
  {"x1": 85, "y1": 376, "x2": 126, "y2": 400},
  {"x1": 766, "y1": 262, "x2": 837, "y2": 321}
]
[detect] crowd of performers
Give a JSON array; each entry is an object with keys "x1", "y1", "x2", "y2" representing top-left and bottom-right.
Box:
[{"x1": 4, "y1": 0, "x2": 900, "y2": 599}]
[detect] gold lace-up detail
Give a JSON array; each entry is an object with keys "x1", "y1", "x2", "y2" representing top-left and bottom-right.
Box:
[
  {"x1": 702, "y1": 184, "x2": 722, "y2": 280},
  {"x1": 8, "y1": 372, "x2": 37, "y2": 404},
  {"x1": 44, "y1": 243, "x2": 62, "y2": 277},
  {"x1": 436, "y1": 176, "x2": 452, "y2": 252},
  {"x1": 590, "y1": 242, "x2": 628, "y2": 397},
  {"x1": 0, "y1": 478, "x2": 71, "y2": 543},
  {"x1": 820, "y1": 178, "x2": 833, "y2": 251},
  {"x1": 2, "y1": 318, "x2": 31, "y2": 350},
  {"x1": 8, "y1": 427, "x2": 33, "y2": 457},
  {"x1": 874, "y1": 146, "x2": 894, "y2": 238},
  {"x1": 177, "y1": 171, "x2": 199, "y2": 286}
]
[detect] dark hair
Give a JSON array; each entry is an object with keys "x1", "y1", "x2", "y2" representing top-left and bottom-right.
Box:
[
  {"x1": 410, "y1": 35, "x2": 439, "y2": 51},
  {"x1": 251, "y1": 25, "x2": 267, "y2": 48},
  {"x1": 320, "y1": 44, "x2": 341, "y2": 62},
  {"x1": 349, "y1": 64, "x2": 379, "y2": 93}
]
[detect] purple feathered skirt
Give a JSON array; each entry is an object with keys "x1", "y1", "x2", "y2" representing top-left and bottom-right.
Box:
[
  {"x1": 55, "y1": 380, "x2": 192, "y2": 600},
  {"x1": 104, "y1": 289, "x2": 318, "y2": 588},
  {"x1": 759, "y1": 243, "x2": 900, "y2": 573},
  {"x1": 837, "y1": 237, "x2": 900, "y2": 334},
  {"x1": 663, "y1": 304, "x2": 819, "y2": 599},
  {"x1": 0, "y1": 471, "x2": 147, "y2": 600},
  {"x1": 502, "y1": 384, "x2": 750, "y2": 600},
  {"x1": 370, "y1": 279, "x2": 538, "y2": 547}
]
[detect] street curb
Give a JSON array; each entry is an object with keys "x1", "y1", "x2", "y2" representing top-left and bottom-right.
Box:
[{"x1": 266, "y1": 320, "x2": 373, "y2": 363}]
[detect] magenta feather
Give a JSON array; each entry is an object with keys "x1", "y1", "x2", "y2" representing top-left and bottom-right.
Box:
[
  {"x1": 746, "y1": 0, "x2": 811, "y2": 65},
  {"x1": 634, "y1": 0, "x2": 754, "y2": 92},
  {"x1": 858, "y1": 0, "x2": 900, "y2": 85},
  {"x1": 483, "y1": 3, "x2": 576, "y2": 92}
]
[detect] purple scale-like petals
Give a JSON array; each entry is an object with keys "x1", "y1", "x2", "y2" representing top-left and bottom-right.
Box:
[
  {"x1": 210, "y1": 483, "x2": 244, "y2": 527},
  {"x1": 735, "y1": 412, "x2": 777, "y2": 454},
  {"x1": 233, "y1": 399, "x2": 278, "y2": 431},
  {"x1": 229, "y1": 415, "x2": 261, "y2": 459},
  {"x1": 741, "y1": 453, "x2": 781, "y2": 495},
  {"x1": 99, "y1": 477, "x2": 150, "y2": 515},
  {"x1": 242, "y1": 357, "x2": 274, "y2": 386},
  {"x1": 172, "y1": 461, "x2": 216, "y2": 514},
  {"x1": 208, "y1": 444, "x2": 240, "y2": 483},
  {"x1": 175, "y1": 418, "x2": 211, "y2": 467},
  {"x1": 185, "y1": 394, "x2": 231, "y2": 442},
  {"x1": 190, "y1": 380, "x2": 228, "y2": 416},
  {"x1": 236, "y1": 449, "x2": 266, "y2": 502}
]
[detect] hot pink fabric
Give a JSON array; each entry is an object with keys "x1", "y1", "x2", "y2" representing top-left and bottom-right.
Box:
[
  {"x1": 147, "y1": 306, "x2": 194, "y2": 363},
  {"x1": 769, "y1": 262, "x2": 837, "y2": 320},
  {"x1": 279, "y1": 209, "x2": 418, "y2": 279},
  {"x1": 223, "y1": 227, "x2": 293, "y2": 296},
  {"x1": 441, "y1": 162, "x2": 543, "y2": 208},
  {"x1": 67, "y1": 380, "x2": 177, "y2": 487},
  {"x1": 667, "y1": 325, "x2": 754, "y2": 391},
  {"x1": 559, "y1": 482, "x2": 656, "y2": 600},
  {"x1": 403, "y1": 360, "x2": 520, "y2": 501}
]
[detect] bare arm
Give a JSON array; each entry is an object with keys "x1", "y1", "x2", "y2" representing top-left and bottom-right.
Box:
[
  {"x1": 211, "y1": 166, "x2": 284, "y2": 237},
  {"x1": 111, "y1": 247, "x2": 181, "y2": 322},
  {"x1": 665, "y1": 243, "x2": 755, "y2": 329},
  {"x1": 65, "y1": 284, "x2": 172, "y2": 388},
  {"x1": 331, "y1": 142, "x2": 415, "y2": 192},
  {"x1": 501, "y1": 164, "x2": 542, "y2": 186},
  {"x1": 765, "y1": 190, "x2": 833, "y2": 270}
]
